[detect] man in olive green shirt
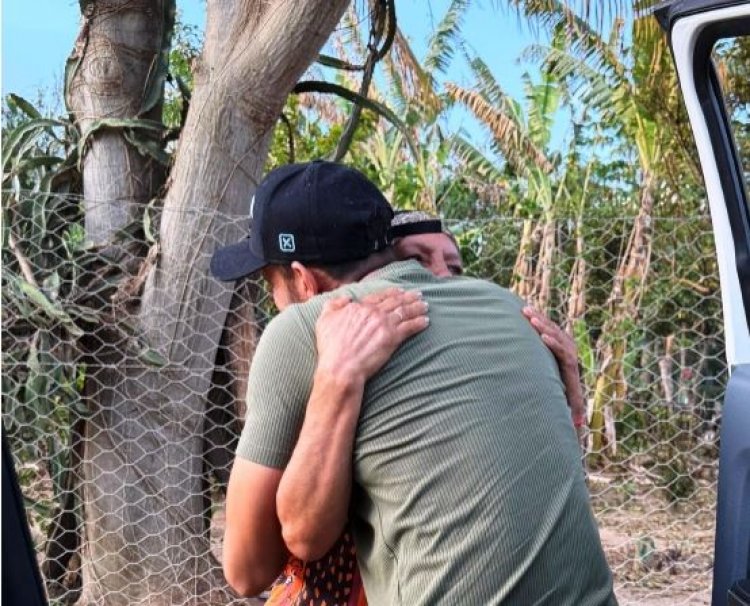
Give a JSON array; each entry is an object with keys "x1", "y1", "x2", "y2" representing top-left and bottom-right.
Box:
[{"x1": 215, "y1": 161, "x2": 616, "y2": 605}]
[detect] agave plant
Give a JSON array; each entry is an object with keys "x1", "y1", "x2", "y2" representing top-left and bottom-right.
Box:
[{"x1": 1, "y1": 92, "x2": 171, "y2": 600}]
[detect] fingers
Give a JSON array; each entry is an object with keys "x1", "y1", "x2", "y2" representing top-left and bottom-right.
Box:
[
  {"x1": 382, "y1": 291, "x2": 423, "y2": 315},
  {"x1": 322, "y1": 296, "x2": 352, "y2": 315},
  {"x1": 389, "y1": 297, "x2": 428, "y2": 324},
  {"x1": 523, "y1": 306, "x2": 578, "y2": 364},
  {"x1": 320, "y1": 288, "x2": 429, "y2": 347},
  {"x1": 397, "y1": 315, "x2": 430, "y2": 340},
  {"x1": 365, "y1": 289, "x2": 423, "y2": 315},
  {"x1": 540, "y1": 332, "x2": 565, "y2": 358},
  {"x1": 359, "y1": 288, "x2": 406, "y2": 307},
  {"x1": 523, "y1": 306, "x2": 564, "y2": 336},
  {"x1": 359, "y1": 288, "x2": 426, "y2": 327},
  {"x1": 362, "y1": 290, "x2": 429, "y2": 343}
]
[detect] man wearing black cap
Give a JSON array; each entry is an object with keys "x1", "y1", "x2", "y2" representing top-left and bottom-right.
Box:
[{"x1": 215, "y1": 161, "x2": 615, "y2": 605}]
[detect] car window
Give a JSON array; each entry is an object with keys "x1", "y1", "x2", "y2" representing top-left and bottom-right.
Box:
[{"x1": 712, "y1": 36, "x2": 750, "y2": 189}]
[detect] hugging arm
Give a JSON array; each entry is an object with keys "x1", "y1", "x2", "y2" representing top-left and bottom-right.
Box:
[
  {"x1": 222, "y1": 311, "x2": 319, "y2": 597},
  {"x1": 223, "y1": 460, "x2": 286, "y2": 597},
  {"x1": 522, "y1": 307, "x2": 588, "y2": 442},
  {"x1": 276, "y1": 289, "x2": 429, "y2": 560},
  {"x1": 223, "y1": 289, "x2": 427, "y2": 593}
]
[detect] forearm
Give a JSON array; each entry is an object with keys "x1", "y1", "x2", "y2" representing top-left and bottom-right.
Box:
[
  {"x1": 277, "y1": 369, "x2": 364, "y2": 560},
  {"x1": 223, "y1": 460, "x2": 286, "y2": 597},
  {"x1": 560, "y1": 361, "x2": 586, "y2": 426}
]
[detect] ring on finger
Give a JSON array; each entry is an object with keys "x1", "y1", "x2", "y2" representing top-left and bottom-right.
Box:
[{"x1": 392, "y1": 309, "x2": 404, "y2": 323}]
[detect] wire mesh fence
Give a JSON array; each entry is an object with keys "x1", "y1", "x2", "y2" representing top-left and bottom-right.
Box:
[{"x1": 2, "y1": 192, "x2": 723, "y2": 605}]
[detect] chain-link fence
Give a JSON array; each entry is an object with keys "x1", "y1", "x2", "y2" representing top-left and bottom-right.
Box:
[
  {"x1": 453, "y1": 214, "x2": 722, "y2": 606},
  {"x1": 2, "y1": 193, "x2": 723, "y2": 605}
]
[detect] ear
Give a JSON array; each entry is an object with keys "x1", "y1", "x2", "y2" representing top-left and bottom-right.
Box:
[{"x1": 290, "y1": 261, "x2": 322, "y2": 300}]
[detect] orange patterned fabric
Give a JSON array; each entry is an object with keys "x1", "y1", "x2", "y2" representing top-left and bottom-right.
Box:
[{"x1": 266, "y1": 531, "x2": 367, "y2": 606}]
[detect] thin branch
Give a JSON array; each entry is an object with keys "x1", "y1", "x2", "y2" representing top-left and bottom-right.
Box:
[
  {"x1": 317, "y1": 0, "x2": 395, "y2": 71},
  {"x1": 8, "y1": 231, "x2": 39, "y2": 287},
  {"x1": 332, "y1": 53, "x2": 377, "y2": 162},
  {"x1": 677, "y1": 278, "x2": 716, "y2": 296},
  {"x1": 317, "y1": 53, "x2": 366, "y2": 71},
  {"x1": 332, "y1": 0, "x2": 397, "y2": 162},
  {"x1": 292, "y1": 80, "x2": 419, "y2": 162},
  {"x1": 279, "y1": 112, "x2": 296, "y2": 163},
  {"x1": 373, "y1": 0, "x2": 397, "y2": 62}
]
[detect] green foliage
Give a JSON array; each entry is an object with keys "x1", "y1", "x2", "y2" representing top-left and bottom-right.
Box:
[
  {"x1": 2, "y1": 0, "x2": 742, "y2": 535},
  {"x1": 713, "y1": 36, "x2": 750, "y2": 181},
  {"x1": 164, "y1": 17, "x2": 202, "y2": 131},
  {"x1": 267, "y1": 96, "x2": 354, "y2": 169},
  {"x1": 654, "y1": 448, "x2": 698, "y2": 503},
  {"x1": 423, "y1": 0, "x2": 471, "y2": 75},
  {"x1": 1, "y1": 96, "x2": 167, "y2": 520}
]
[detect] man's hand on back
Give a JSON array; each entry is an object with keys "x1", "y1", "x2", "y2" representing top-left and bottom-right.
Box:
[
  {"x1": 315, "y1": 288, "x2": 430, "y2": 387},
  {"x1": 277, "y1": 288, "x2": 429, "y2": 561}
]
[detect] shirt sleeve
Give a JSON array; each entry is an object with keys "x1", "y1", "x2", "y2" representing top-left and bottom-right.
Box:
[{"x1": 235, "y1": 307, "x2": 317, "y2": 469}]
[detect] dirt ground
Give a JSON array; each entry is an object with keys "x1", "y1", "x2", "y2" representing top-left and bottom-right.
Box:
[
  {"x1": 209, "y1": 468, "x2": 717, "y2": 605},
  {"x1": 23, "y1": 458, "x2": 715, "y2": 604},
  {"x1": 589, "y1": 471, "x2": 716, "y2": 606}
]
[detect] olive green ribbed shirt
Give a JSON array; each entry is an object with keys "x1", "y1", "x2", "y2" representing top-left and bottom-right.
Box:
[{"x1": 238, "y1": 260, "x2": 616, "y2": 605}]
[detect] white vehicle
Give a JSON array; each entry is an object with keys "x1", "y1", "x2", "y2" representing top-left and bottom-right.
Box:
[{"x1": 654, "y1": 1, "x2": 750, "y2": 604}]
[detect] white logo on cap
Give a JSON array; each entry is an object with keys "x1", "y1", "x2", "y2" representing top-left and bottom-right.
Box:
[
  {"x1": 249, "y1": 195, "x2": 256, "y2": 219},
  {"x1": 279, "y1": 233, "x2": 296, "y2": 253}
]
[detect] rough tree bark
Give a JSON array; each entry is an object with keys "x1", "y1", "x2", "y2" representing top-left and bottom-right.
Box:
[
  {"x1": 67, "y1": 0, "x2": 171, "y2": 245},
  {"x1": 589, "y1": 172, "x2": 655, "y2": 462},
  {"x1": 658, "y1": 334, "x2": 676, "y2": 409},
  {"x1": 511, "y1": 219, "x2": 535, "y2": 301},
  {"x1": 68, "y1": 1, "x2": 350, "y2": 604},
  {"x1": 565, "y1": 217, "x2": 586, "y2": 333},
  {"x1": 530, "y1": 216, "x2": 556, "y2": 311}
]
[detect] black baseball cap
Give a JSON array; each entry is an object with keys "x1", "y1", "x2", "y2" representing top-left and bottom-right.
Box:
[{"x1": 211, "y1": 161, "x2": 394, "y2": 281}]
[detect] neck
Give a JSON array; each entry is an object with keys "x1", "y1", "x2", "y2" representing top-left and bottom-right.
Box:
[
  {"x1": 349, "y1": 248, "x2": 398, "y2": 282},
  {"x1": 313, "y1": 248, "x2": 398, "y2": 291}
]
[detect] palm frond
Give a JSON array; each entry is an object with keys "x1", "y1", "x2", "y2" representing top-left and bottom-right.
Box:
[
  {"x1": 523, "y1": 71, "x2": 560, "y2": 150},
  {"x1": 450, "y1": 135, "x2": 509, "y2": 211},
  {"x1": 445, "y1": 82, "x2": 553, "y2": 175},
  {"x1": 296, "y1": 92, "x2": 347, "y2": 126},
  {"x1": 465, "y1": 55, "x2": 528, "y2": 143},
  {"x1": 493, "y1": 0, "x2": 630, "y2": 35},
  {"x1": 423, "y1": 0, "x2": 471, "y2": 74},
  {"x1": 466, "y1": 55, "x2": 508, "y2": 108},
  {"x1": 385, "y1": 28, "x2": 443, "y2": 119},
  {"x1": 451, "y1": 135, "x2": 506, "y2": 183},
  {"x1": 527, "y1": 44, "x2": 623, "y2": 118},
  {"x1": 556, "y1": 2, "x2": 627, "y2": 81}
]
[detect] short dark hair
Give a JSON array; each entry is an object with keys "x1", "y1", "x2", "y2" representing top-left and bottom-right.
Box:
[{"x1": 274, "y1": 247, "x2": 397, "y2": 284}]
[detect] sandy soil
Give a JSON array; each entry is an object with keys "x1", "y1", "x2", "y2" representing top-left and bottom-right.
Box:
[
  {"x1": 23, "y1": 458, "x2": 716, "y2": 605},
  {"x1": 209, "y1": 469, "x2": 717, "y2": 605},
  {"x1": 590, "y1": 471, "x2": 716, "y2": 606}
]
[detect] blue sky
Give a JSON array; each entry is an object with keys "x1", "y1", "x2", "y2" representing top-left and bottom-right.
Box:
[
  {"x1": 2, "y1": 0, "x2": 205, "y2": 105},
  {"x1": 2, "y1": 1, "x2": 564, "y2": 149}
]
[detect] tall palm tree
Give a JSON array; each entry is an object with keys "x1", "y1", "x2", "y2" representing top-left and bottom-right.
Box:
[
  {"x1": 446, "y1": 35, "x2": 583, "y2": 310},
  {"x1": 527, "y1": 3, "x2": 699, "y2": 460}
]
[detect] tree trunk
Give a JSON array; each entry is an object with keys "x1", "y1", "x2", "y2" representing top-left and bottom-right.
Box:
[
  {"x1": 565, "y1": 217, "x2": 586, "y2": 333},
  {"x1": 72, "y1": 1, "x2": 350, "y2": 603},
  {"x1": 531, "y1": 216, "x2": 555, "y2": 311},
  {"x1": 677, "y1": 345, "x2": 696, "y2": 413},
  {"x1": 205, "y1": 281, "x2": 262, "y2": 490},
  {"x1": 66, "y1": 0, "x2": 172, "y2": 246},
  {"x1": 658, "y1": 334, "x2": 675, "y2": 410},
  {"x1": 511, "y1": 219, "x2": 536, "y2": 301},
  {"x1": 588, "y1": 172, "x2": 655, "y2": 464}
]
